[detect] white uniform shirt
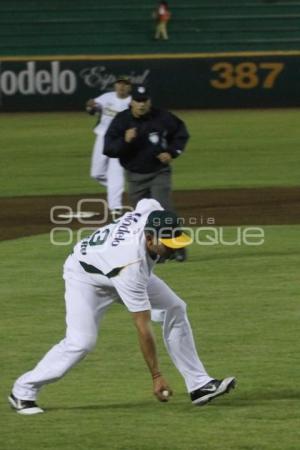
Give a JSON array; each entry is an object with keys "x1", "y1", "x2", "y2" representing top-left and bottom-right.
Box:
[
  {"x1": 93, "y1": 91, "x2": 131, "y2": 135},
  {"x1": 69, "y1": 199, "x2": 163, "y2": 312}
]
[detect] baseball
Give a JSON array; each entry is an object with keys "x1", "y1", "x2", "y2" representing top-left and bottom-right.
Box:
[{"x1": 162, "y1": 390, "x2": 169, "y2": 398}]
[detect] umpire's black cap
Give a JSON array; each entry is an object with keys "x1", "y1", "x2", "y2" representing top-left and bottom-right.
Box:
[{"x1": 132, "y1": 84, "x2": 151, "y2": 102}]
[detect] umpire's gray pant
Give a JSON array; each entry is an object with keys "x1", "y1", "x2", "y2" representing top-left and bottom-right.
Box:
[{"x1": 126, "y1": 167, "x2": 172, "y2": 210}]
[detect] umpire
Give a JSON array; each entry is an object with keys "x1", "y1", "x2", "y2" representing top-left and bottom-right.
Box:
[{"x1": 103, "y1": 84, "x2": 189, "y2": 261}]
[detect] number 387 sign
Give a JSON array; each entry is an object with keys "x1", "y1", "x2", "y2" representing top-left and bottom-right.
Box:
[{"x1": 210, "y1": 61, "x2": 285, "y2": 90}]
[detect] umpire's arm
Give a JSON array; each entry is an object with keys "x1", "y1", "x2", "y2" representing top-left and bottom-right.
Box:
[
  {"x1": 166, "y1": 113, "x2": 190, "y2": 159},
  {"x1": 103, "y1": 114, "x2": 131, "y2": 158}
]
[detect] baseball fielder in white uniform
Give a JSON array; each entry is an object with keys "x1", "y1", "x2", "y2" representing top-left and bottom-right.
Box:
[
  {"x1": 9, "y1": 199, "x2": 236, "y2": 415},
  {"x1": 87, "y1": 76, "x2": 132, "y2": 218}
]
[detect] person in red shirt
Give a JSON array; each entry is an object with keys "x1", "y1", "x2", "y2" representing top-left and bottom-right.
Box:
[{"x1": 153, "y1": 1, "x2": 171, "y2": 40}]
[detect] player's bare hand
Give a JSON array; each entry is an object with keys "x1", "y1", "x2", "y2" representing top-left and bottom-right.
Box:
[
  {"x1": 153, "y1": 376, "x2": 173, "y2": 402},
  {"x1": 157, "y1": 152, "x2": 172, "y2": 164},
  {"x1": 125, "y1": 128, "x2": 137, "y2": 143}
]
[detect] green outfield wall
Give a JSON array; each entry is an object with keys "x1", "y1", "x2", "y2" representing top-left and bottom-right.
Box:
[{"x1": 0, "y1": 53, "x2": 300, "y2": 110}]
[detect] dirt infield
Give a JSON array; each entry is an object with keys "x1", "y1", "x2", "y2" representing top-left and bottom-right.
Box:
[{"x1": 1, "y1": 187, "x2": 300, "y2": 241}]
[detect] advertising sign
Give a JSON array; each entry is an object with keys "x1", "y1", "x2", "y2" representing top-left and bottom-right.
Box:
[{"x1": 0, "y1": 54, "x2": 299, "y2": 110}]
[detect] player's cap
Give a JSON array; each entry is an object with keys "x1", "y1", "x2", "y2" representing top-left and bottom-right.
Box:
[
  {"x1": 145, "y1": 210, "x2": 192, "y2": 249},
  {"x1": 115, "y1": 75, "x2": 131, "y2": 84},
  {"x1": 132, "y1": 84, "x2": 150, "y2": 102}
]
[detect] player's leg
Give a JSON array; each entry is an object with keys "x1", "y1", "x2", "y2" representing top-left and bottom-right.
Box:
[
  {"x1": 106, "y1": 157, "x2": 125, "y2": 213},
  {"x1": 90, "y1": 133, "x2": 108, "y2": 185},
  {"x1": 155, "y1": 23, "x2": 160, "y2": 39},
  {"x1": 147, "y1": 274, "x2": 213, "y2": 393},
  {"x1": 161, "y1": 22, "x2": 168, "y2": 40},
  {"x1": 156, "y1": 22, "x2": 164, "y2": 39},
  {"x1": 12, "y1": 277, "x2": 114, "y2": 402}
]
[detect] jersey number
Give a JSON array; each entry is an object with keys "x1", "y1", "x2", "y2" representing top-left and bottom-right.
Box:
[{"x1": 89, "y1": 228, "x2": 110, "y2": 246}]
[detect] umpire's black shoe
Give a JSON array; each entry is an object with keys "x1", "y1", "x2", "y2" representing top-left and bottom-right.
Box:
[
  {"x1": 157, "y1": 256, "x2": 166, "y2": 264},
  {"x1": 175, "y1": 248, "x2": 187, "y2": 262},
  {"x1": 190, "y1": 377, "x2": 236, "y2": 406},
  {"x1": 8, "y1": 392, "x2": 44, "y2": 415}
]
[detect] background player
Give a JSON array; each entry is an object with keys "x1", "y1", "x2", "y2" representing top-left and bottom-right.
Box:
[{"x1": 86, "y1": 76, "x2": 132, "y2": 219}]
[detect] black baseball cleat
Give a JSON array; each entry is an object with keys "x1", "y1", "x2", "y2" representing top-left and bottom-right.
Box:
[
  {"x1": 190, "y1": 377, "x2": 236, "y2": 406},
  {"x1": 8, "y1": 392, "x2": 44, "y2": 415}
]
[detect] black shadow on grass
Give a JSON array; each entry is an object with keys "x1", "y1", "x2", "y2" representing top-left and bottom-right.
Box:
[
  {"x1": 207, "y1": 389, "x2": 300, "y2": 409},
  {"x1": 46, "y1": 400, "x2": 159, "y2": 412},
  {"x1": 44, "y1": 390, "x2": 300, "y2": 413}
]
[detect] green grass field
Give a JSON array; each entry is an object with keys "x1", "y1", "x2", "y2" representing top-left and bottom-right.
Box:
[
  {"x1": 1, "y1": 110, "x2": 300, "y2": 450},
  {"x1": 1, "y1": 227, "x2": 299, "y2": 450},
  {"x1": 1, "y1": 109, "x2": 300, "y2": 196}
]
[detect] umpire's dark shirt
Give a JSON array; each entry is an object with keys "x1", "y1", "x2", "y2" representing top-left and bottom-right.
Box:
[{"x1": 103, "y1": 107, "x2": 189, "y2": 173}]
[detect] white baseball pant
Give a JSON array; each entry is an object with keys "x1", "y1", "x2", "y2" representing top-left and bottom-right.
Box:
[
  {"x1": 90, "y1": 132, "x2": 124, "y2": 211},
  {"x1": 13, "y1": 265, "x2": 212, "y2": 400}
]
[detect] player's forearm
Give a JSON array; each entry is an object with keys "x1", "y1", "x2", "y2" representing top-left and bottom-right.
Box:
[
  {"x1": 133, "y1": 311, "x2": 160, "y2": 377},
  {"x1": 138, "y1": 326, "x2": 160, "y2": 376}
]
